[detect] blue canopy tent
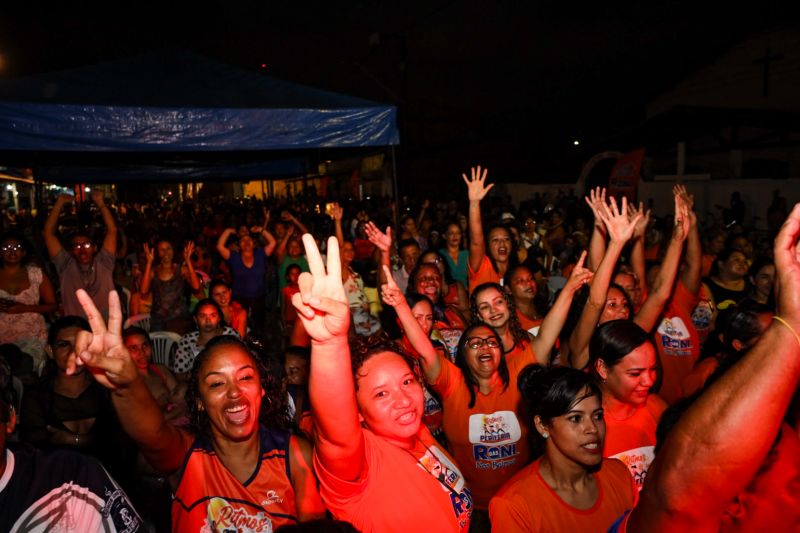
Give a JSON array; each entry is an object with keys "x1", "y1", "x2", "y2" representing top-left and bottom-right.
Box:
[{"x1": 0, "y1": 49, "x2": 399, "y2": 183}]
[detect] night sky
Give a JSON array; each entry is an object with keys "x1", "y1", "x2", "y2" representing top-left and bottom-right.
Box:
[{"x1": 1, "y1": 1, "x2": 798, "y2": 185}]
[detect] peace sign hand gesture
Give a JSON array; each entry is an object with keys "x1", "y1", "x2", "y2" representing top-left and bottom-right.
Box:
[
  {"x1": 72, "y1": 290, "x2": 139, "y2": 391},
  {"x1": 380, "y1": 265, "x2": 405, "y2": 308},
  {"x1": 462, "y1": 165, "x2": 494, "y2": 202},
  {"x1": 292, "y1": 235, "x2": 350, "y2": 344}
]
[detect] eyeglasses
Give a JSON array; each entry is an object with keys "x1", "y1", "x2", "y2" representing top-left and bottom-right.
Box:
[
  {"x1": 72, "y1": 242, "x2": 93, "y2": 250},
  {"x1": 466, "y1": 337, "x2": 500, "y2": 350},
  {"x1": 0, "y1": 244, "x2": 23, "y2": 252}
]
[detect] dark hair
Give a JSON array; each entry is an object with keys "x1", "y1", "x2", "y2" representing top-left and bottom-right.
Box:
[
  {"x1": 407, "y1": 262, "x2": 444, "y2": 302},
  {"x1": 349, "y1": 331, "x2": 419, "y2": 391},
  {"x1": 397, "y1": 238, "x2": 421, "y2": 255},
  {"x1": 711, "y1": 247, "x2": 747, "y2": 277},
  {"x1": 208, "y1": 279, "x2": 231, "y2": 294},
  {"x1": 456, "y1": 322, "x2": 509, "y2": 408},
  {"x1": 518, "y1": 364, "x2": 602, "y2": 458},
  {"x1": 485, "y1": 222, "x2": 519, "y2": 273},
  {"x1": 284, "y1": 345, "x2": 311, "y2": 364},
  {"x1": 420, "y1": 249, "x2": 456, "y2": 285},
  {"x1": 285, "y1": 264, "x2": 302, "y2": 279},
  {"x1": 0, "y1": 231, "x2": 33, "y2": 266},
  {"x1": 185, "y1": 336, "x2": 291, "y2": 439},
  {"x1": 603, "y1": 283, "x2": 633, "y2": 320},
  {"x1": 588, "y1": 320, "x2": 650, "y2": 382},
  {"x1": 193, "y1": 298, "x2": 223, "y2": 319},
  {"x1": 469, "y1": 282, "x2": 529, "y2": 347},
  {"x1": 47, "y1": 316, "x2": 91, "y2": 346},
  {"x1": 122, "y1": 326, "x2": 151, "y2": 344}
]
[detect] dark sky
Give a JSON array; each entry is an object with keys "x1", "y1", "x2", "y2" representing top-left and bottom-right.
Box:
[{"x1": 1, "y1": 1, "x2": 798, "y2": 183}]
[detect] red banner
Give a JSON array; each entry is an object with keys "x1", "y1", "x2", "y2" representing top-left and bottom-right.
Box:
[{"x1": 607, "y1": 148, "x2": 645, "y2": 203}]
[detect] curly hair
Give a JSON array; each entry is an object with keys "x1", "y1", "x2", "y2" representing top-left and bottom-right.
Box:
[
  {"x1": 406, "y1": 263, "x2": 450, "y2": 324},
  {"x1": 185, "y1": 335, "x2": 292, "y2": 439},
  {"x1": 469, "y1": 282, "x2": 529, "y2": 348},
  {"x1": 455, "y1": 322, "x2": 509, "y2": 409},
  {"x1": 349, "y1": 330, "x2": 421, "y2": 388}
]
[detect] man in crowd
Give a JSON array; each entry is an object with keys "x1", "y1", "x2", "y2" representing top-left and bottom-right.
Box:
[{"x1": 44, "y1": 191, "x2": 117, "y2": 320}]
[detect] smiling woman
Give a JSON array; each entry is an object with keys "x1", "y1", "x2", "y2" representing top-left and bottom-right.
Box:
[
  {"x1": 489, "y1": 365, "x2": 637, "y2": 532},
  {"x1": 71, "y1": 290, "x2": 325, "y2": 532}
]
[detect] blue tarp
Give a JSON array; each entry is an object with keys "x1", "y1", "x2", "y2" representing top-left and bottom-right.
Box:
[{"x1": 0, "y1": 50, "x2": 398, "y2": 181}]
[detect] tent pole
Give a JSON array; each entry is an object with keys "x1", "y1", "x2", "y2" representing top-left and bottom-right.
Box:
[{"x1": 390, "y1": 145, "x2": 399, "y2": 233}]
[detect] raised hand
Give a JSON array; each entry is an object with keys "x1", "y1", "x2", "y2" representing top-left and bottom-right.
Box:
[
  {"x1": 598, "y1": 196, "x2": 640, "y2": 244},
  {"x1": 364, "y1": 221, "x2": 392, "y2": 252},
  {"x1": 627, "y1": 201, "x2": 651, "y2": 239},
  {"x1": 380, "y1": 265, "x2": 405, "y2": 307},
  {"x1": 774, "y1": 204, "x2": 800, "y2": 325},
  {"x1": 672, "y1": 184, "x2": 694, "y2": 209},
  {"x1": 292, "y1": 235, "x2": 350, "y2": 344},
  {"x1": 183, "y1": 241, "x2": 195, "y2": 263},
  {"x1": 143, "y1": 243, "x2": 154, "y2": 264},
  {"x1": 250, "y1": 226, "x2": 264, "y2": 234},
  {"x1": 462, "y1": 165, "x2": 493, "y2": 202},
  {"x1": 73, "y1": 290, "x2": 139, "y2": 390},
  {"x1": 670, "y1": 193, "x2": 691, "y2": 242},
  {"x1": 90, "y1": 190, "x2": 105, "y2": 206},
  {"x1": 563, "y1": 250, "x2": 594, "y2": 294},
  {"x1": 332, "y1": 203, "x2": 344, "y2": 222},
  {"x1": 585, "y1": 187, "x2": 608, "y2": 231},
  {"x1": 262, "y1": 207, "x2": 270, "y2": 225},
  {"x1": 422, "y1": 199, "x2": 430, "y2": 210}
]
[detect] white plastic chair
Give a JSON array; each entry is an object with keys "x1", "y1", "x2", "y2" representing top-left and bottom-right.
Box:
[
  {"x1": 124, "y1": 313, "x2": 151, "y2": 332},
  {"x1": 148, "y1": 331, "x2": 182, "y2": 368}
]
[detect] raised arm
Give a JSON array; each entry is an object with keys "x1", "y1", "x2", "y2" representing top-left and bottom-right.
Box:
[
  {"x1": 531, "y1": 251, "x2": 593, "y2": 362},
  {"x1": 585, "y1": 187, "x2": 608, "y2": 271},
  {"x1": 139, "y1": 244, "x2": 155, "y2": 296},
  {"x1": 628, "y1": 204, "x2": 800, "y2": 532},
  {"x1": 463, "y1": 166, "x2": 494, "y2": 273},
  {"x1": 182, "y1": 241, "x2": 202, "y2": 293},
  {"x1": 43, "y1": 194, "x2": 71, "y2": 258},
  {"x1": 634, "y1": 193, "x2": 688, "y2": 332},
  {"x1": 332, "y1": 203, "x2": 345, "y2": 249},
  {"x1": 73, "y1": 289, "x2": 192, "y2": 474},
  {"x1": 567, "y1": 196, "x2": 640, "y2": 369},
  {"x1": 380, "y1": 265, "x2": 442, "y2": 382},
  {"x1": 628, "y1": 201, "x2": 651, "y2": 296},
  {"x1": 92, "y1": 190, "x2": 118, "y2": 255},
  {"x1": 284, "y1": 210, "x2": 309, "y2": 235},
  {"x1": 675, "y1": 185, "x2": 702, "y2": 295},
  {"x1": 365, "y1": 222, "x2": 393, "y2": 287},
  {"x1": 292, "y1": 234, "x2": 364, "y2": 482},
  {"x1": 216, "y1": 228, "x2": 235, "y2": 261},
  {"x1": 275, "y1": 225, "x2": 295, "y2": 264}
]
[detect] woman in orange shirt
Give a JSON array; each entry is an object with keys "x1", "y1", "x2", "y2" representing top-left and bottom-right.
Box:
[
  {"x1": 589, "y1": 320, "x2": 666, "y2": 491},
  {"x1": 503, "y1": 264, "x2": 544, "y2": 335},
  {"x1": 489, "y1": 365, "x2": 637, "y2": 532}
]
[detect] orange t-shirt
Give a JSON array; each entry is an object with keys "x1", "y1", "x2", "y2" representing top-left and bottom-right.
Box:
[
  {"x1": 489, "y1": 458, "x2": 637, "y2": 532},
  {"x1": 603, "y1": 395, "x2": 666, "y2": 491},
  {"x1": 314, "y1": 427, "x2": 472, "y2": 533},
  {"x1": 432, "y1": 341, "x2": 535, "y2": 509},
  {"x1": 681, "y1": 357, "x2": 720, "y2": 398},
  {"x1": 517, "y1": 311, "x2": 543, "y2": 336},
  {"x1": 468, "y1": 255, "x2": 500, "y2": 293},
  {"x1": 654, "y1": 281, "x2": 700, "y2": 405}
]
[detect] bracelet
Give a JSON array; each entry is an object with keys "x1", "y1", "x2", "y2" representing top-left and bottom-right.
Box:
[{"x1": 772, "y1": 316, "x2": 800, "y2": 349}]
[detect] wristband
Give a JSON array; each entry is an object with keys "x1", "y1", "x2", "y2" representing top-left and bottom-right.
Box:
[{"x1": 772, "y1": 316, "x2": 800, "y2": 349}]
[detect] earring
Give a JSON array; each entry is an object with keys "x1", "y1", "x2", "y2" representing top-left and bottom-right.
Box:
[{"x1": 542, "y1": 432, "x2": 549, "y2": 439}]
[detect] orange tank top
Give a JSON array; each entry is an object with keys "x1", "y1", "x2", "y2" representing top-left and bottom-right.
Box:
[{"x1": 172, "y1": 426, "x2": 298, "y2": 532}]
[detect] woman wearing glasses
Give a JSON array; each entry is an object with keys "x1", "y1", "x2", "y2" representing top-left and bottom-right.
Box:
[{"x1": 0, "y1": 232, "x2": 57, "y2": 373}]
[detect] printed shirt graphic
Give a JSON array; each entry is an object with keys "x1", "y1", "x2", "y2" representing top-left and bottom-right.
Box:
[
  {"x1": 603, "y1": 395, "x2": 666, "y2": 491},
  {"x1": 0, "y1": 445, "x2": 142, "y2": 533},
  {"x1": 314, "y1": 426, "x2": 472, "y2": 533},
  {"x1": 655, "y1": 282, "x2": 701, "y2": 404},
  {"x1": 432, "y1": 341, "x2": 536, "y2": 509}
]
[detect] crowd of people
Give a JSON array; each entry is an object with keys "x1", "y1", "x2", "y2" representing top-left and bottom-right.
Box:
[{"x1": 0, "y1": 167, "x2": 798, "y2": 532}]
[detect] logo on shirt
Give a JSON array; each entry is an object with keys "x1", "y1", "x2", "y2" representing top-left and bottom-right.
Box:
[
  {"x1": 657, "y1": 317, "x2": 694, "y2": 356},
  {"x1": 612, "y1": 445, "x2": 656, "y2": 491},
  {"x1": 206, "y1": 497, "x2": 273, "y2": 532},
  {"x1": 417, "y1": 446, "x2": 472, "y2": 528},
  {"x1": 469, "y1": 411, "x2": 522, "y2": 470},
  {"x1": 260, "y1": 490, "x2": 284, "y2": 506}
]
